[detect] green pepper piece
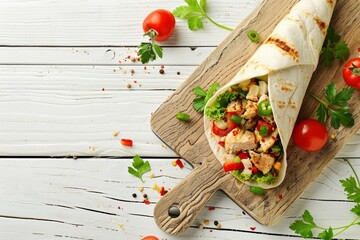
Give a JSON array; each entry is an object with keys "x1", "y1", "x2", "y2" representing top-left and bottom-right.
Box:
[{"x1": 258, "y1": 100, "x2": 272, "y2": 116}]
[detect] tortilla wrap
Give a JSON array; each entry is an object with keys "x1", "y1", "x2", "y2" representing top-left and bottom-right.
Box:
[{"x1": 204, "y1": 0, "x2": 336, "y2": 189}]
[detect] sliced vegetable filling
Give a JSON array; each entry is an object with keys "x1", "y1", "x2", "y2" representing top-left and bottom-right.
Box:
[{"x1": 205, "y1": 77, "x2": 283, "y2": 185}]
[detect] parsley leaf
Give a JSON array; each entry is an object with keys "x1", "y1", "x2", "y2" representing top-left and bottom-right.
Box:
[
  {"x1": 311, "y1": 82, "x2": 355, "y2": 129},
  {"x1": 173, "y1": 0, "x2": 233, "y2": 31},
  {"x1": 128, "y1": 155, "x2": 151, "y2": 182},
  {"x1": 318, "y1": 227, "x2": 333, "y2": 240},
  {"x1": 321, "y1": 26, "x2": 349, "y2": 67},
  {"x1": 138, "y1": 42, "x2": 163, "y2": 64},
  {"x1": 192, "y1": 83, "x2": 220, "y2": 112},
  {"x1": 340, "y1": 176, "x2": 360, "y2": 203},
  {"x1": 289, "y1": 210, "x2": 317, "y2": 238},
  {"x1": 351, "y1": 204, "x2": 360, "y2": 216}
]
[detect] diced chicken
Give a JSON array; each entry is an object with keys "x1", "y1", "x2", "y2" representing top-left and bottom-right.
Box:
[
  {"x1": 243, "y1": 118, "x2": 258, "y2": 131},
  {"x1": 225, "y1": 128, "x2": 257, "y2": 154},
  {"x1": 258, "y1": 81, "x2": 268, "y2": 96},
  {"x1": 254, "y1": 128, "x2": 279, "y2": 152},
  {"x1": 227, "y1": 100, "x2": 243, "y2": 113},
  {"x1": 258, "y1": 94, "x2": 269, "y2": 103},
  {"x1": 249, "y1": 151, "x2": 275, "y2": 174},
  {"x1": 242, "y1": 101, "x2": 258, "y2": 119},
  {"x1": 246, "y1": 85, "x2": 260, "y2": 101},
  {"x1": 241, "y1": 158, "x2": 253, "y2": 175}
]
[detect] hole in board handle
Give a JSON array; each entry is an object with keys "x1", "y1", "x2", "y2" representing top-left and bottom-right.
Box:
[{"x1": 168, "y1": 204, "x2": 180, "y2": 218}]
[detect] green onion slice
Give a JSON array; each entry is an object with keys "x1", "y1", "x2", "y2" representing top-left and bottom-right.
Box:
[
  {"x1": 176, "y1": 112, "x2": 190, "y2": 122},
  {"x1": 230, "y1": 115, "x2": 243, "y2": 124},
  {"x1": 250, "y1": 186, "x2": 265, "y2": 195},
  {"x1": 247, "y1": 30, "x2": 260, "y2": 42}
]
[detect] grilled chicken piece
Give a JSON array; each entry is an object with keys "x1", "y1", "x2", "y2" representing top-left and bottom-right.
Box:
[
  {"x1": 225, "y1": 128, "x2": 257, "y2": 154},
  {"x1": 246, "y1": 85, "x2": 260, "y2": 101},
  {"x1": 242, "y1": 101, "x2": 258, "y2": 119},
  {"x1": 243, "y1": 118, "x2": 258, "y2": 131},
  {"x1": 227, "y1": 100, "x2": 243, "y2": 113},
  {"x1": 254, "y1": 128, "x2": 279, "y2": 152},
  {"x1": 249, "y1": 151, "x2": 275, "y2": 174}
]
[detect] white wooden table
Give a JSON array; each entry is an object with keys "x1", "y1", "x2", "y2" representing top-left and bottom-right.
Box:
[{"x1": 0, "y1": 0, "x2": 359, "y2": 239}]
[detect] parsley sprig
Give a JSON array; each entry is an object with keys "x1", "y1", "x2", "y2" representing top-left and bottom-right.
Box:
[
  {"x1": 173, "y1": 0, "x2": 233, "y2": 31},
  {"x1": 311, "y1": 82, "x2": 355, "y2": 129},
  {"x1": 290, "y1": 159, "x2": 360, "y2": 239},
  {"x1": 128, "y1": 155, "x2": 151, "y2": 182},
  {"x1": 192, "y1": 83, "x2": 220, "y2": 112},
  {"x1": 321, "y1": 26, "x2": 350, "y2": 67},
  {"x1": 138, "y1": 31, "x2": 163, "y2": 64}
]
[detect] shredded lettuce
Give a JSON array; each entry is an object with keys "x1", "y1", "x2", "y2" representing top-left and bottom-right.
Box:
[{"x1": 205, "y1": 90, "x2": 237, "y2": 120}]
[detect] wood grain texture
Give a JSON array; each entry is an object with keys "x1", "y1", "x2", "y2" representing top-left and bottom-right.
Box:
[
  {"x1": 0, "y1": 158, "x2": 358, "y2": 240},
  {"x1": 151, "y1": 0, "x2": 360, "y2": 234}
]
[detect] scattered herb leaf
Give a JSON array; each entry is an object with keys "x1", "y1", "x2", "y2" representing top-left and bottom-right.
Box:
[
  {"x1": 192, "y1": 83, "x2": 220, "y2": 112},
  {"x1": 173, "y1": 0, "x2": 233, "y2": 31},
  {"x1": 311, "y1": 82, "x2": 355, "y2": 129},
  {"x1": 128, "y1": 155, "x2": 151, "y2": 182}
]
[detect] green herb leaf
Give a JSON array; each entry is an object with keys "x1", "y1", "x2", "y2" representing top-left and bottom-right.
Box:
[
  {"x1": 329, "y1": 108, "x2": 354, "y2": 129},
  {"x1": 351, "y1": 204, "x2": 360, "y2": 216},
  {"x1": 316, "y1": 102, "x2": 327, "y2": 124},
  {"x1": 238, "y1": 88, "x2": 248, "y2": 98},
  {"x1": 173, "y1": 0, "x2": 233, "y2": 31},
  {"x1": 332, "y1": 86, "x2": 355, "y2": 107},
  {"x1": 192, "y1": 83, "x2": 220, "y2": 113},
  {"x1": 193, "y1": 86, "x2": 207, "y2": 97},
  {"x1": 153, "y1": 44, "x2": 163, "y2": 58},
  {"x1": 138, "y1": 42, "x2": 157, "y2": 64},
  {"x1": 318, "y1": 227, "x2": 333, "y2": 240},
  {"x1": 289, "y1": 210, "x2": 317, "y2": 238},
  {"x1": 128, "y1": 155, "x2": 151, "y2": 182},
  {"x1": 325, "y1": 82, "x2": 336, "y2": 103},
  {"x1": 340, "y1": 176, "x2": 360, "y2": 203},
  {"x1": 335, "y1": 41, "x2": 350, "y2": 62},
  {"x1": 321, "y1": 26, "x2": 349, "y2": 67}
]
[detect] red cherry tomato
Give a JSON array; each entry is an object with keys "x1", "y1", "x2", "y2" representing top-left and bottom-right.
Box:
[
  {"x1": 292, "y1": 119, "x2": 328, "y2": 152},
  {"x1": 212, "y1": 112, "x2": 239, "y2": 137},
  {"x1": 343, "y1": 57, "x2": 360, "y2": 90},
  {"x1": 143, "y1": 9, "x2": 175, "y2": 42},
  {"x1": 141, "y1": 236, "x2": 159, "y2": 240}
]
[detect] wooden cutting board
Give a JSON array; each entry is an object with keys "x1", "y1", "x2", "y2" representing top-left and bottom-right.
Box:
[{"x1": 150, "y1": 0, "x2": 360, "y2": 235}]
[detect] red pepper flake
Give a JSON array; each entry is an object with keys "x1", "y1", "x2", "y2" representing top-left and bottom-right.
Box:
[
  {"x1": 232, "y1": 129, "x2": 239, "y2": 136},
  {"x1": 161, "y1": 65, "x2": 164, "y2": 69},
  {"x1": 272, "y1": 137, "x2": 278, "y2": 141},
  {"x1": 278, "y1": 194, "x2": 283, "y2": 200},
  {"x1": 208, "y1": 206, "x2": 216, "y2": 211},
  {"x1": 144, "y1": 66, "x2": 147, "y2": 70},
  {"x1": 175, "y1": 159, "x2": 184, "y2": 169},
  {"x1": 134, "y1": 80, "x2": 137, "y2": 83},
  {"x1": 160, "y1": 187, "x2": 165, "y2": 196},
  {"x1": 120, "y1": 139, "x2": 133, "y2": 147},
  {"x1": 250, "y1": 227, "x2": 256, "y2": 231},
  {"x1": 144, "y1": 199, "x2": 150, "y2": 205},
  {"x1": 218, "y1": 141, "x2": 225, "y2": 147},
  {"x1": 210, "y1": 230, "x2": 213, "y2": 232},
  {"x1": 127, "y1": 55, "x2": 131, "y2": 59},
  {"x1": 261, "y1": 138, "x2": 265, "y2": 142}
]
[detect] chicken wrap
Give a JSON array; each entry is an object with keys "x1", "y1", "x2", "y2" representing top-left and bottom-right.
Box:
[{"x1": 204, "y1": 0, "x2": 336, "y2": 189}]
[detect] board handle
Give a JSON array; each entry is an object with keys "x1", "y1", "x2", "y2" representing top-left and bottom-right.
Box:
[{"x1": 153, "y1": 160, "x2": 230, "y2": 235}]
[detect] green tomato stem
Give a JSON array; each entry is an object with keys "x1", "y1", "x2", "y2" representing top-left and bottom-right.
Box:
[{"x1": 204, "y1": 13, "x2": 233, "y2": 31}]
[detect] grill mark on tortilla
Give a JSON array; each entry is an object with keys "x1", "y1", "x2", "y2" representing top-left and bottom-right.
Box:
[
  {"x1": 314, "y1": 16, "x2": 326, "y2": 34},
  {"x1": 265, "y1": 37, "x2": 299, "y2": 61},
  {"x1": 327, "y1": 0, "x2": 334, "y2": 6}
]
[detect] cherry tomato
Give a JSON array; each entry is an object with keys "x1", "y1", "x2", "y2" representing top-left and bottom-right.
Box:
[
  {"x1": 292, "y1": 119, "x2": 328, "y2": 152},
  {"x1": 141, "y1": 236, "x2": 159, "y2": 240},
  {"x1": 143, "y1": 9, "x2": 175, "y2": 42},
  {"x1": 212, "y1": 112, "x2": 239, "y2": 137},
  {"x1": 343, "y1": 57, "x2": 360, "y2": 90}
]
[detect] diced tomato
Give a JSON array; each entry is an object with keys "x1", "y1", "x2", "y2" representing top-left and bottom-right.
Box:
[
  {"x1": 175, "y1": 159, "x2": 184, "y2": 169},
  {"x1": 224, "y1": 161, "x2": 245, "y2": 172},
  {"x1": 252, "y1": 166, "x2": 258, "y2": 175},
  {"x1": 120, "y1": 139, "x2": 133, "y2": 147},
  {"x1": 218, "y1": 141, "x2": 225, "y2": 147},
  {"x1": 160, "y1": 186, "x2": 165, "y2": 196},
  {"x1": 212, "y1": 112, "x2": 239, "y2": 137},
  {"x1": 256, "y1": 120, "x2": 273, "y2": 135},
  {"x1": 238, "y1": 152, "x2": 250, "y2": 159},
  {"x1": 144, "y1": 199, "x2": 150, "y2": 205},
  {"x1": 141, "y1": 236, "x2": 159, "y2": 240}
]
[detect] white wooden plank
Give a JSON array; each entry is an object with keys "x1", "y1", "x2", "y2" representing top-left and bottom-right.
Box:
[
  {"x1": 0, "y1": 65, "x2": 359, "y2": 157},
  {"x1": 0, "y1": 47, "x2": 213, "y2": 65},
  {"x1": 0, "y1": 158, "x2": 358, "y2": 239},
  {"x1": 0, "y1": 0, "x2": 260, "y2": 46}
]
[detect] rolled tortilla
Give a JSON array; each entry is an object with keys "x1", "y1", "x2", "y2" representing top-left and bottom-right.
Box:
[{"x1": 204, "y1": 0, "x2": 336, "y2": 189}]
